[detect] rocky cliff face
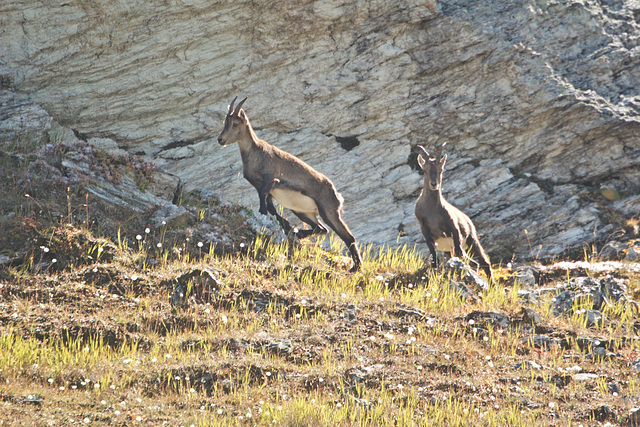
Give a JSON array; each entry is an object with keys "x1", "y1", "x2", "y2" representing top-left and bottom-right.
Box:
[{"x1": 1, "y1": 0, "x2": 639, "y2": 261}]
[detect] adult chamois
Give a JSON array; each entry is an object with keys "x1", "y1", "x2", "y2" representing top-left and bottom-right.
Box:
[
  {"x1": 414, "y1": 144, "x2": 493, "y2": 282},
  {"x1": 217, "y1": 97, "x2": 363, "y2": 271}
]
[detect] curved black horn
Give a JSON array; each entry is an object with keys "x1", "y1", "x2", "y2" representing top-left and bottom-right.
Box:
[
  {"x1": 416, "y1": 145, "x2": 431, "y2": 160},
  {"x1": 233, "y1": 97, "x2": 247, "y2": 116},
  {"x1": 228, "y1": 96, "x2": 237, "y2": 115},
  {"x1": 435, "y1": 142, "x2": 447, "y2": 160}
]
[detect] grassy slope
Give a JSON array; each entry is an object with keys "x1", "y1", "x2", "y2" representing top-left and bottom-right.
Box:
[
  {"x1": 0, "y1": 227, "x2": 639, "y2": 426},
  {"x1": 1, "y1": 127, "x2": 640, "y2": 426}
]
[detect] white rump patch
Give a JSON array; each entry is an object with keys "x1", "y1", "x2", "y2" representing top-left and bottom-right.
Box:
[
  {"x1": 435, "y1": 237, "x2": 468, "y2": 253},
  {"x1": 271, "y1": 188, "x2": 319, "y2": 215}
]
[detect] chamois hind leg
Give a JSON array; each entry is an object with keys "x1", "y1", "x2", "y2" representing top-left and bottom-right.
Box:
[
  {"x1": 467, "y1": 234, "x2": 493, "y2": 283},
  {"x1": 292, "y1": 211, "x2": 328, "y2": 239},
  {"x1": 318, "y1": 206, "x2": 362, "y2": 272},
  {"x1": 266, "y1": 196, "x2": 293, "y2": 234}
]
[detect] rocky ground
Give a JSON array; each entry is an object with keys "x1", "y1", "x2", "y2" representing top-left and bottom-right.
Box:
[{"x1": 1, "y1": 120, "x2": 640, "y2": 425}]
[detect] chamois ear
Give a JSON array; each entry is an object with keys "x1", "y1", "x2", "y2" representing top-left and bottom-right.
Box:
[
  {"x1": 439, "y1": 153, "x2": 447, "y2": 166},
  {"x1": 238, "y1": 109, "x2": 248, "y2": 124},
  {"x1": 417, "y1": 153, "x2": 427, "y2": 170}
]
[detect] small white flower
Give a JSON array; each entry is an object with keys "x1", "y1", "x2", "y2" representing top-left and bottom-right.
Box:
[
  {"x1": 157, "y1": 243, "x2": 162, "y2": 248},
  {"x1": 217, "y1": 409, "x2": 223, "y2": 415},
  {"x1": 94, "y1": 383, "x2": 100, "y2": 389},
  {"x1": 52, "y1": 258, "x2": 57, "y2": 263},
  {"x1": 198, "y1": 241, "x2": 203, "y2": 248},
  {"x1": 136, "y1": 235, "x2": 142, "y2": 241},
  {"x1": 145, "y1": 228, "x2": 150, "y2": 234}
]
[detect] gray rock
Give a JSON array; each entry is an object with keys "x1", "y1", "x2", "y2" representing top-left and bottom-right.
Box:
[
  {"x1": 587, "y1": 347, "x2": 615, "y2": 361},
  {"x1": 521, "y1": 307, "x2": 542, "y2": 326},
  {"x1": 445, "y1": 257, "x2": 488, "y2": 292},
  {"x1": 261, "y1": 339, "x2": 293, "y2": 356},
  {"x1": 572, "y1": 373, "x2": 599, "y2": 381},
  {"x1": 589, "y1": 405, "x2": 617, "y2": 422},
  {"x1": 446, "y1": 280, "x2": 478, "y2": 301},
  {"x1": 508, "y1": 266, "x2": 538, "y2": 288},
  {"x1": 530, "y1": 335, "x2": 561, "y2": 350},
  {"x1": 550, "y1": 275, "x2": 632, "y2": 317},
  {"x1": 584, "y1": 309, "x2": 604, "y2": 328},
  {"x1": 150, "y1": 204, "x2": 191, "y2": 229},
  {"x1": 1, "y1": 1, "x2": 639, "y2": 260},
  {"x1": 625, "y1": 248, "x2": 639, "y2": 262},
  {"x1": 343, "y1": 304, "x2": 358, "y2": 323}
]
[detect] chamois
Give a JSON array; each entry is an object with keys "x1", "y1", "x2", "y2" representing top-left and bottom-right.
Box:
[
  {"x1": 414, "y1": 144, "x2": 493, "y2": 282},
  {"x1": 217, "y1": 97, "x2": 363, "y2": 271}
]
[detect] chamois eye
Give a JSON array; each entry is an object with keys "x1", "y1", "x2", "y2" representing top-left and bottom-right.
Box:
[{"x1": 232, "y1": 123, "x2": 238, "y2": 128}]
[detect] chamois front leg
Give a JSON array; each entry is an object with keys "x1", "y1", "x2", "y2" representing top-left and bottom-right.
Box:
[
  {"x1": 265, "y1": 195, "x2": 293, "y2": 234},
  {"x1": 258, "y1": 178, "x2": 280, "y2": 215},
  {"x1": 425, "y1": 236, "x2": 438, "y2": 269}
]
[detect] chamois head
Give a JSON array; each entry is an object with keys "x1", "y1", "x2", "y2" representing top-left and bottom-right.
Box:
[
  {"x1": 417, "y1": 143, "x2": 447, "y2": 191},
  {"x1": 217, "y1": 96, "x2": 248, "y2": 146}
]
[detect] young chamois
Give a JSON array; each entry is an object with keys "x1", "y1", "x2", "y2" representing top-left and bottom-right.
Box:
[
  {"x1": 217, "y1": 97, "x2": 363, "y2": 271},
  {"x1": 414, "y1": 144, "x2": 493, "y2": 282}
]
